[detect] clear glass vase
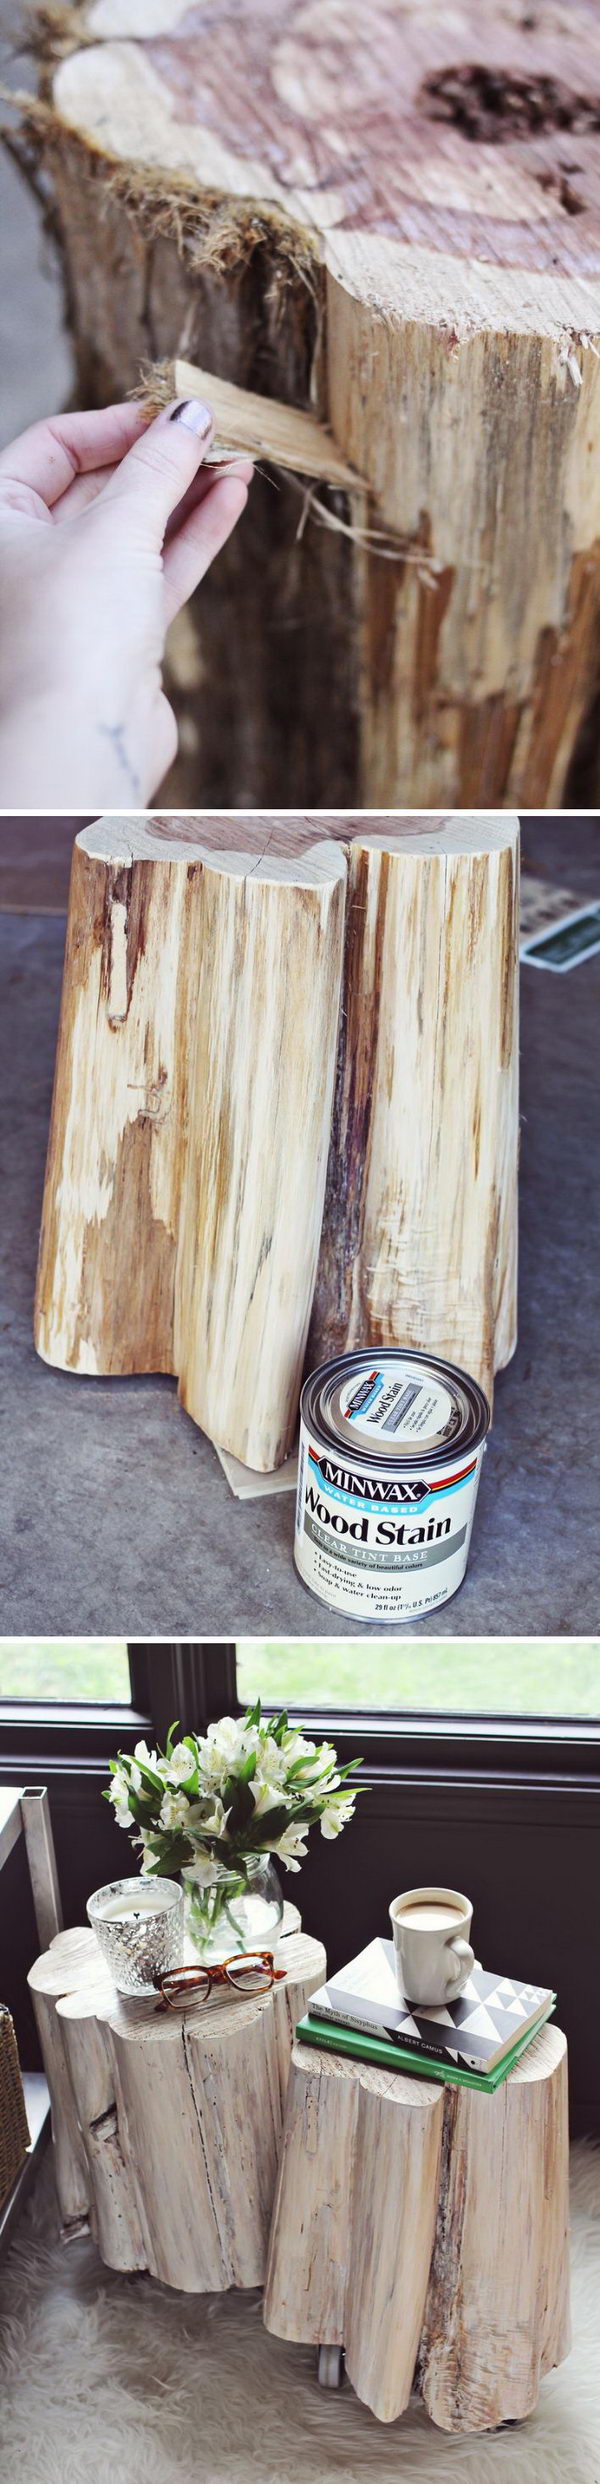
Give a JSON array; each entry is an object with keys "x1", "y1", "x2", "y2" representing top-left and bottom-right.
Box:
[{"x1": 181, "y1": 1855, "x2": 284, "y2": 1963}]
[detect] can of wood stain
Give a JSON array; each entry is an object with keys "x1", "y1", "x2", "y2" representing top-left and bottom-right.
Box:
[{"x1": 294, "y1": 1349, "x2": 490, "y2": 1622}]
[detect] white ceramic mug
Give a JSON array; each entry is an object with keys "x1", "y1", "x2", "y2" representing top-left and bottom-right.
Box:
[{"x1": 389, "y1": 1885, "x2": 474, "y2": 2007}]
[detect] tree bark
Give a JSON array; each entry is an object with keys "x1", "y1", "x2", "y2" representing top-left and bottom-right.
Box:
[
  {"x1": 23, "y1": 0, "x2": 600, "y2": 804},
  {"x1": 264, "y1": 2022, "x2": 571, "y2": 2432},
  {"x1": 30, "y1": 1920, "x2": 326, "y2": 2290}
]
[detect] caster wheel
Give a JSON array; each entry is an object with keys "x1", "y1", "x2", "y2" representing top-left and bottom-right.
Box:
[{"x1": 317, "y1": 2345, "x2": 344, "y2": 2389}]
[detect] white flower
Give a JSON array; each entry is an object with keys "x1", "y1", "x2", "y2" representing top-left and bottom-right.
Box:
[
  {"x1": 272, "y1": 1825, "x2": 309, "y2": 1872},
  {"x1": 133, "y1": 1740, "x2": 160, "y2": 1772},
  {"x1": 281, "y1": 1730, "x2": 317, "y2": 1764},
  {"x1": 113, "y1": 1794, "x2": 134, "y2": 1828},
  {"x1": 166, "y1": 1742, "x2": 195, "y2": 1783},
  {"x1": 320, "y1": 1791, "x2": 356, "y2": 1839},
  {"x1": 181, "y1": 1853, "x2": 222, "y2": 1891},
  {"x1": 251, "y1": 1778, "x2": 287, "y2": 1818},
  {"x1": 186, "y1": 1796, "x2": 229, "y2": 1838},
  {"x1": 257, "y1": 1738, "x2": 288, "y2": 1784},
  {"x1": 159, "y1": 1789, "x2": 190, "y2": 1832},
  {"x1": 197, "y1": 1717, "x2": 260, "y2": 1785},
  {"x1": 110, "y1": 1766, "x2": 135, "y2": 1828}
]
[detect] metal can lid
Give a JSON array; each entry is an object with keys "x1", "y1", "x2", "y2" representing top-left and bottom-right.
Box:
[{"x1": 300, "y1": 1348, "x2": 490, "y2": 1469}]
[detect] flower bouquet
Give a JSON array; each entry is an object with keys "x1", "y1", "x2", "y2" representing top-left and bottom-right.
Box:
[{"x1": 105, "y1": 1702, "x2": 362, "y2": 1959}]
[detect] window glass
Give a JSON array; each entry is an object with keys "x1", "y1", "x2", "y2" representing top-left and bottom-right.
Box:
[
  {"x1": 0, "y1": 1640, "x2": 132, "y2": 1701},
  {"x1": 236, "y1": 1640, "x2": 600, "y2": 1717}
]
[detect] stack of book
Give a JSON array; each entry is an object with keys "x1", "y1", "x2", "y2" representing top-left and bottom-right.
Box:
[{"x1": 297, "y1": 1937, "x2": 555, "y2": 2093}]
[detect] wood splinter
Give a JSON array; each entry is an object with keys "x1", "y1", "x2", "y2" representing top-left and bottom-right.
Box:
[{"x1": 144, "y1": 358, "x2": 362, "y2": 491}]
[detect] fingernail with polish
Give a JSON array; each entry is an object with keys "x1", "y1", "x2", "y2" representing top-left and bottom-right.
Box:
[{"x1": 169, "y1": 399, "x2": 213, "y2": 436}]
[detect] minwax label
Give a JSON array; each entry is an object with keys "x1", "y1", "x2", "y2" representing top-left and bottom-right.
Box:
[
  {"x1": 295, "y1": 1350, "x2": 488, "y2": 1621},
  {"x1": 338, "y1": 1361, "x2": 458, "y2": 1449}
]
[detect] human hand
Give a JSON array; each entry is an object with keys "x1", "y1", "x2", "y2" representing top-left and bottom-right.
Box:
[{"x1": 0, "y1": 397, "x2": 252, "y2": 805}]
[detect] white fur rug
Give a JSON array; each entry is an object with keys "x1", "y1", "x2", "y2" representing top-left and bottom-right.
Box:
[{"x1": 1, "y1": 2146, "x2": 599, "y2": 2484}]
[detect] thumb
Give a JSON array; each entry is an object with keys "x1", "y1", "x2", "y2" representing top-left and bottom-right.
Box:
[{"x1": 100, "y1": 398, "x2": 215, "y2": 539}]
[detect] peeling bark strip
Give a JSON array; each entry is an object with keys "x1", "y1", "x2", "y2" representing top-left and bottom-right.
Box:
[
  {"x1": 309, "y1": 818, "x2": 520, "y2": 1406},
  {"x1": 264, "y1": 2023, "x2": 571, "y2": 2434},
  {"x1": 18, "y1": 0, "x2": 600, "y2": 803},
  {"x1": 30, "y1": 1920, "x2": 325, "y2": 2293},
  {"x1": 35, "y1": 815, "x2": 519, "y2": 1461}
]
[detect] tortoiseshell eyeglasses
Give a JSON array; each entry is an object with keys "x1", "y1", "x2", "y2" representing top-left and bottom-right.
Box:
[{"x1": 153, "y1": 1949, "x2": 286, "y2": 2011}]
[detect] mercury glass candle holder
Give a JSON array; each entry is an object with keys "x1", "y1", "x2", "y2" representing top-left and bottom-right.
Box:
[{"x1": 87, "y1": 1876, "x2": 184, "y2": 1995}]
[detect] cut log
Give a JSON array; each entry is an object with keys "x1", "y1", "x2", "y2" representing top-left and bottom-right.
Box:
[
  {"x1": 20, "y1": 0, "x2": 600, "y2": 804},
  {"x1": 34, "y1": 812, "x2": 519, "y2": 1460},
  {"x1": 31, "y1": 1920, "x2": 326, "y2": 2290},
  {"x1": 264, "y1": 2022, "x2": 571, "y2": 2433},
  {"x1": 264, "y1": 2046, "x2": 444, "y2": 2415},
  {"x1": 418, "y1": 2021, "x2": 572, "y2": 2432},
  {"x1": 34, "y1": 818, "x2": 347, "y2": 1471},
  {"x1": 309, "y1": 815, "x2": 520, "y2": 1402},
  {"x1": 27, "y1": 1931, "x2": 100, "y2": 2228}
]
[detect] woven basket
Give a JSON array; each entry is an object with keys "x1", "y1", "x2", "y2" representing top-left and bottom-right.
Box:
[{"x1": 0, "y1": 2007, "x2": 30, "y2": 2207}]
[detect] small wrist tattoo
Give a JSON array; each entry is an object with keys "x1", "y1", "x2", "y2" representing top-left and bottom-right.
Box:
[{"x1": 98, "y1": 722, "x2": 142, "y2": 798}]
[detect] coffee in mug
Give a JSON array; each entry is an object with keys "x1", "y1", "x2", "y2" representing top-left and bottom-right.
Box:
[{"x1": 389, "y1": 1885, "x2": 474, "y2": 2007}]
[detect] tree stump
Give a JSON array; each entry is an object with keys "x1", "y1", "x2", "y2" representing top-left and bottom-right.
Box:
[
  {"x1": 34, "y1": 813, "x2": 519, "y2": 1467},
  {"x1": 28, "y1": 1914, "x2": 326, "y2": 2288},
  {"x1": 307, "y1": 818, "x2": 519, "y2": 1399},
  {"x1": 264, "y1": 2021, "x2": 571, "y2": 2433},
  {"x1": 23, "y1": 0, "x2": 600, "y2": 805}
]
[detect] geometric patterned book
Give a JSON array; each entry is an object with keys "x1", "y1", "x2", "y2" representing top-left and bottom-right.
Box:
[
  {"x1": 308, "y1": 1937, "x2": 554, "y2": 2075},
  {"x1": 297, "y1": 2004, "x2": 555, "y2": 2093}
]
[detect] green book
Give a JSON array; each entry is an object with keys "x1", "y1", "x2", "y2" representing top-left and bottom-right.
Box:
[{"x1": 296, "y1": 1999, "x2": 555, "y2": 2093}]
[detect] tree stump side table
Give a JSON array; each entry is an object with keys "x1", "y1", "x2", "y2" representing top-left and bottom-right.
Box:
[
  {"x1": 263, "y1": 2022, "x2": 571, "y2": 2434},
  {"x1": 28, "y1": 1913, "x2": 325, "y2": 2291},
  {"x1": 34, "y1": 812, "x2": 519, "y2": 1470}
]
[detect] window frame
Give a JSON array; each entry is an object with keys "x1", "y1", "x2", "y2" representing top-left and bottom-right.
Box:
[
  {"x1": 0, "y1": 1644, "x2": 239, "y2": 1780},
  {"x1": 0, "y1": 1641, "x2": 598, "y2": 1790}
]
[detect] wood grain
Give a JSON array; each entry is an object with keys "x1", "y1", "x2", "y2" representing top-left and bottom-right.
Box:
[
  {"x1": 34, "y1": 821, "x2": 347, "y2": 1468},
  {"x1": 309, "y1": 816, "x2": 520, "y2": 1403},
  {"x1": 174, "y1": 842, "x2": 347, "y2": 1468},
  {"x1": 264, "y1": 2022, "x2": 571, "y2": 2433},
  {"x1": 264, "y1": 2045, "x2": 444, "y2": 2421},
  {"x1": 27, "y1": 0, "x2": 600, "y2": 804},
  {"x1": 30, "y1": 1921, "x2": 326, "y2": 2291}
]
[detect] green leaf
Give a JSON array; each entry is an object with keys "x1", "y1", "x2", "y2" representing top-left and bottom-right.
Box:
[
  {"x1": 134, "y1": 1761, "x2": 164, "y2": 1796},
  {"x1": 224, "y1": 1774, "x2": 257, "y2": 1836},
  {"x1": 237, "y1": 1750, "x2": 257, "y2": 1783},
  {"x1": 146, "y1": 1833, "x2": 195, "y2": 1873},
  {"x1": 165, "y1": 1720, "x2": 180, "y2": 1758},
  {"x1": 126, "y1": 1785, "x2": 159, "y2": 1825},
  {"x1": 269, "y1": 1711, "x2": 289, "y2": 1746},
  {"x1": 244, "y1": 1699, "x2": 262, "y2": 1730},
  {"x1": 246, "y1": 1801, "x2": 290, "y2": 1844}
]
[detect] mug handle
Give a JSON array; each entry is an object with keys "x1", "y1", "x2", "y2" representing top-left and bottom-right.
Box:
[{"x1": 446, "y1": 1937, "x2": 474, "y2": 1988}]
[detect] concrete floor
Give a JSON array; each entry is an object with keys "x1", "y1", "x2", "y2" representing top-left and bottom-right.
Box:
[{"x1": 0, "y1": 819, "x2": 598, "y2": 1636}]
